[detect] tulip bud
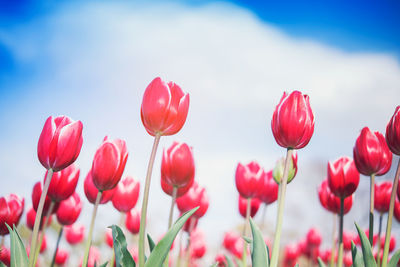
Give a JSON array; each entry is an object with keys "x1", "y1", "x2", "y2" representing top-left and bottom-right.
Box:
[
  {"x1": 141, "y1": 77, "x2": 190, "y2": 136},
  {"x1": 84, "y1": 171, "x2": 115, "y2": 205},
  {"x1": 112, "y1": 176, "x2": 140, "y2": 213},
  {"x1": 105, "y1": 228, "x2": 113, "y2": 248},
  {"x1": 238, "y1": 195, "x2": 261, "y2": 218},
  {"x1": 306, "y1": 228, "x2": 322, "y2": 248},
  {"x1": 45, "y1": 164, "x2": 80, "y2": 202},
  {"x1": 215, "y1": 253, "x2": 227, "y2": 267},
  {"x1": 55, "y1": 248, "x2": 69, "y2": 266},
  {"x1": 0, "y1": 194, "x2": 24, "y2": 236},
  {"x1": 273, "y1": 151, "x2": 298, "y2": 184},
  {"x1": 271, "y1": 91, "x2": 315, "y2": 149},
  {"x1": 125, "y1": 208, "x2": 141, "y2": 235},
  {"x1": 327, "y1": 156, "x2": 360, "y2": 198},
  {"x1": 284, "y1": 244, "x2": 299, "y2": 262},
  {"x1": 26, "y1": 207, "x2": 52, "y2": 231},
  {"x1": 258, "y1": 170, "x2": 279, "y2": 204},
  {"x1": 374, "y1": 181, "x2": 392, "y2": 213},
  {"x1": 385, "y1": 106, "x2": 400, "y2": 155},
  {"x1": 56, "y1": 192, "x2": 82, "y2": 226},
  {"x1": 65, "y1": 223, "x2": 85, "y2": 245},
  {"x1": 343, "y1": 252, "x2": 353, "y2": 267},
  {"x1": 235, "y1": 161, "x2": 264, "y2": 198},
  {"x1": 223, "y1": 231, "x2": 240, "y2": 251},
  {"x1": 353, "y1": 127, "x2": 392, "y2": 176},
  {"x1": 32, "y1": 181, "x2": 59, "y2": 215},
  {"x1": 91, "y1": 137, "x2": 128, "y2": 191},
  {"x1": 37, "y1": 115, "x2": 83, "y2": 171},
  {"x1": 0, "y1": 245, "x2": 10, "y2": 266},
  {"x1": 161, "y1": 176, "x2": 194, "y2": 198},
  {"x1": 176, "y1": 182, "x2": 209, "y2": 219}
]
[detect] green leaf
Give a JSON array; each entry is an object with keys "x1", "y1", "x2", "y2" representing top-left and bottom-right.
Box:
[
  {"x1": 351, "y1": 241, "x2": 363, "y2": 267},
  {"x1": 388, "y1": 249, "x2": 400, "y2": 267},
  {"x1": 355, "y1": 222, "x2": 376, "y2": 267},
  {"x1": 110, "y1": 225, "x2": 135, "y2": 267},
  {"x1": 225, "y1": 255, "x2": 234, "y2": 267},
  {"x1": 294, "y1": 264, "x2": 299, "y2": 267},
  {"x1": 249, "y1": 218, "x2": 269, "y2": 267},
  {"x1": 317, "y1": 257, "x2": 327, "y2": 267},
  {"x1": 209, "y1": 263, "x2": 219, "y2": 267},
  {"x1": 147, "y1": 234, "x2": 156, "y2": 253},
  {"x1": 99, "y1": 262, "x2": 108, "y2": 267},
  {"x1": 6, "y1": 224, "x2": 28, "y2": 267},
  {"x1": 145, "y1": 207, "x2": 199, "y2": 267},
  {"x1": 0, "y1": 261, "x2": 6, "y2": 267},
  {"x1": 243, "y1": 236, "x2": 252, "y2": 244}
]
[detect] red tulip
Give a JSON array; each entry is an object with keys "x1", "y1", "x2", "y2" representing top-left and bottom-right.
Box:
[
  {"x1": 65, "y1": 223, "x2": 85, "y2": 245},
  {"x1": 355, "y1": 229, "x2": 378, "y2": 246},
  {"x1": 161, "y1": 142, "x2": 195, "y2": 188},
  {"x1": 319, "y1": 249, "x2": 334, "y2": 264},
  {"x1": 284, "y1": 244, "x2": 299, "y2": 262},
  {"x1": 223, "y1": 231, "x2": 240, "y2": 251},
  {"x1": 126, "y1": 208, "x2": 141, "y2": 235},
  {"x1": 327, "y1": 157, "x2": 360, "y2": 198},
  {"x1": 342, "y1": 231, "x2": 357, "y2": 251},
  {"x1": 32, "y1": 181, "x2": 59, "y2": 215},
  {"x1": 79, "y1": 247, "x2": 100, "y2": 267},
  {"x1": 0, "y1": 246, "x2": 10, "y2": 266},
  {"x1": 56, "y1": 192, "x2": 82, "y2": 226},
  {"x1": 55, "y1": 248, "x2": 69, "y2": 266},
  {"x1": 45, "y1": 164, "x2": 80, "y2": 202},
  {"x1": 112, "y1": 176, "x2": 140, "y2": 213},
  {"x1": 306, "y1": 228, "x2": 322, "y2": 248},
  {"x1": 374, "y1": 181, "x2": 392, "y2": 213},
  {"x1": 190, "y1": 229, "x2": 206, "y2": 259},
  {"x1": 91, "y1": 137, "x2": 128, "y2": 191},
  {"x1": 141, "y1": 77, "x2": 190, "y2": 136},
  {"x1": 215, "y1": 253, "x2": 227, "y2": 267},
  {"x1": 258, "y1": 170, "x2": 278, "y2": 204},
  {"x1": 161, "y1": 176, "x2": 194, "y2": 198},
  {"x1": 0, "y1": 194, "x2": 24, "y2": 235},
  {"x1": 39, "y1": 233, "x2": 47, "y2": 253},
  {"x1": 318, "y1": 179, "x2": 330, "y2": 211},
  {"x1": 105, "y1": 228, "x2": 113, "y2": 248},
  {"x1": 273, "y1": 151, "x2": 298, "y2": 184},
  {"x1": 395, "y1": 198, "x2": 400, "y2": 222},
  {"x1": 271, "y1": 91, "x2": 315, "y2": 149},
  {"x1": 176, "y1": 182, "x2": 209, "y2": 219},
  {"x1": 353, "y1": 127, "x2": 392, "y2": 176},
  {"x1": 84, "y1": 171, "x2": 115, "y2": 204},
  {"x1": 380, "y1": 235, "x2": 396, "y2": 253},
  {"x1": 37, "y1": 115, "x2": 83, "y2": 171},
  {"x1": 385, "y1": 106, "x2": 400, "y2": 155},
  {"x1": 318, "y1": 179, "x2": 353, "y2": 214},
  {"x1": 182, "y1": 214, "x2": 198, "y2": 233},
  {"x1": 26, "y1": 207, "x2": 52, "y2": 230},
  {"x1": 235, "y1": 161, "x2": 264, "y2": 199},
  {"x1": 238, "y1": 195, "x2": 261, "y2": 218},
  {"x1": 343, "y1": 252, "x2": 353, "y2": 267}
]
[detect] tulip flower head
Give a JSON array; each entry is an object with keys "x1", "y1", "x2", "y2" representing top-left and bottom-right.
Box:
[
  {"x1": 105, "y1": 228, "x2": 113, "y2": 248},
  {"x1": 353, "y1": 127, "x2": 392, "y2": 176},
  {"x1": 0, "y1": 194, "x2": 24, "y2": 235},
  {"x1": 327, "y1": 156, "x2": 360, "y2": 198},
  {"x1": 56, "y1": 192, "x2": 83, "y2": 226},
  {"x1": 273, "y1": 151, "x2": 298, "y2": 184},
  {"x1": 385, "y1": 106, "x2": 400, "y2": 155},
  {"x1": 32, "y1": 181, "x2": 60, "y2": 215},
  {"x1": 45, "y1": 164, "x2": 80, "y2": 202},
  {"x1": 37, "y1": 115, "x2": 83, "y2": 171},
  {"x1": 238, "y1": 195, "x2": 261, "y2": 218},
  {"x1": 26, "y1": 207, "x2": 52, "y2": 231},
  {"x1": 84, "y1": 171, "x2": 116, "y2": 205},
  {"x1": 271, "y1": 91, "x2": 315, "y2": 149},
  {"x1": 161, "y1": 176, "x2": 194, "y2": 198},
  {"x1": 176, "y1": 182, "x2": 209, "y2": 219},
  {"x1": 55, "y1": 248, "x2": 69, "y2": 266},
  {"x1": 112, "y1": 176, "x2": 140, "y2": 213},
  {"x1": 141, "y1": 77, "x2": 190, "y2": 136},
  {"x1": 374, "y1": 181, "x2": 392, "y2": 213},
  {"x1": 258, "y1": 170, "x2": 279, "y2": 204},
  {"x1": 65, "y1": 223, "x2": 85, "y2": 245},
  {"x1": 235, "y1": 161, "x2": 264, "y2": 199},
  {"x1": 306, "y1": 228, "x2": 322, "y2": 248},
  {"x1": 318, "y1": 179, "x2": 353, "y2": 214},
  {"x1": 126, "y1": 208, "x2": 141, "y2": 235}
]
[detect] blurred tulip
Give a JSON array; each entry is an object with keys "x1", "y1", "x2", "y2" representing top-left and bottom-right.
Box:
[
  {"x1": 342, "y1": 231, "x2": 357, "y2": 251},
  {"x1": 126, "y1": 208, "x2": 141, "y2": 235},
  {"x1": 306, "y1": 228, "x2": 322, "y2": 248},
  {"x1": 161, "y1": 176, "x2": 194, "y2": 198},
  {"x1": 91, "y1": 137, "x2": 128, "y2": 191},
  {"x1": 183, "y1": 214, "x2": 198, "y2": 233},
  {"x1": 258, "y1": 170, "x2": 278, "y2": 204},
  {"x1": 318, "y1": 179, "x2": 353, "y2": 214},
  {"x1": 273, "y1": 151, "x2": 298, "y2": 184},
  {"x1": 380, "y1": 235, "x2": 396, "y2": 253},
  {"x1": 353, "y1": 127, "x2": 392, "y2": 176},
  {"x1": 84, "y1": 171, "x2": 115, "y2": 204},
  {"x1": 284, "y1": 244, "x2": 299, "y2": 262},
  {"x1": 141, "y1": 77, "x2": 190, "y2": 136},
  {"x1": 0, "y1": 194, "x2": 24, "y2": 235},
  {"x1": 37, "y1": 115, "x2": 83, "y2": 171},
  {"x1": 79, "y1": 247, "x2": 100, "y2": 267},
  {"x1": 343, "y1": 252, "x2": 353, "y2": 267},
  {"x1": 56, "y1": 192, "x2": 82, "y2": 226},
  {"x1": 327, "y1": 156, "x2": 360, "y2": 198},
  {"x1": 45, "y1": 164, "x2": 80, "y2": 202},
  {"x1": 0, "y1": 245, "x2": 10, "y2": 266},
  {"x1": 375, "y1": 181, "x2": 392, "y2": 213},
  {"x1": 238, "y1": 195, "x2": 261, "y2": 218},
  {"x1": 235, "y1": 161, "x2": 264, "y2": 199},
  {"x1": 215, "y1": 253, "x2": 227, "y2": 267},
  {"x1": 39, "y1": 234, "x2": 47, "y2": 253},
  {"x1": 26, "y1": 207, "x2": 52, "y2": 231},
  {"x1": 65, "y1": 223, "x2": 85, "y2": 245},
  {"x1": 32, "y1": 182, "x2": 59, "y2": 215},
  {"x1": 386, "y1": 106, "x2": 400, "y2": 155},
  {"x1": 271, "y1": 91, "x2": 314, "y2": 149},
  {"x1": 190, "y1": 229, "x2": 207, "y2": 259},
  {"x1": 176, "y1": 182, "x2": 209, "y2": 219},
  {"x1": 105, "y1": 228, "x2": 113, "y2": 248},
  {"x1": 55, "y1": 248, "x2": 69, "y2": 266},
  {"x1": 112, "y1": 176, "x2": 140, "y2": 213},
  {"x1": 223, "y1": 231, "x2": 240, "y2": 251}
]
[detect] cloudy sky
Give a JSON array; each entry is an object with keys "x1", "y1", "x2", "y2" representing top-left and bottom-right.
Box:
[{"x1": 0, "y1": 0, "x2": 399, "y2": 265}]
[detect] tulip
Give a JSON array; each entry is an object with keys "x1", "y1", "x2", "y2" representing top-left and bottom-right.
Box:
[
  {"x1": 235, "y1": 161, "x2": 264, "y2": 199},
  {"x1": 176, "y1": 182, "x2": 209, "y2": 219},
  {"x1": 375, "y1": 181, "x2": 392, "y2": 213},
  {"x1": 0, "y1": 194, "x2": 24, "y2": 236},
  {"x1": 161, "y1": 176, "x2": 194, "y2": 198},
  {"x1": 45, "y1": 164, "x2": 80, "y2": 202},
  {"x1": 306, "y1": 228, "x2": 322, "y2": 248},
  {"x1": 215, "y1": 253, "x2": 227, "y2": 267},
  {"x1": 327, "y1": 157, "x2": 360, "y2": 199},
  {"x1": 112, "y1": 176, "x2": 140, "y2": 213},
  {"x1": 395, "y1": 199, "x2": 400, "y2": 222},
  {"x1": 56, "y1": 192, "x2": 82, "y2": 226},
  {"x1": 65, "y1": 223, "x2": 85, "y2": 245},
  {"x1": 190, "y1": 229, "x2": 207, "y2": 259},
  {"x1": 342, "y1": 231, "x2": 356, "y2": 251},
  {"x1": 258, "y1": 170, "x2": 279, "y2": 205},
  {"x1": 32, "y1": 182, "x2": 59, "y2": 216},
  {"x1": 126, "y1": 208, "x2": 141, "y2": 235},
  {"x1": 386, "y1": 106, "x2": 400, "y2": 154},
  {"x1": 0, "y1": 245, "x2": 10, "y2": 266},
  {"x1": 54, "y1": 248, "x2": 68, "y2": 266},
  {"x1": 50, "y1": 224, "x2": 67, "y2": 267},
  {"x1": 79, "y1": 247, "x2": 100, "y2": 267},
  {"x1": 84, "y1": 171, "x2": 115, "y2": 204},
  {"x1": 223, "y1": 231, "x2": 240, "y2": 251},
  {"x1": 273, "y1": 151, "x2": 298, "y2": 184},
  {"x1": 238, "y1": 195, "x2": 260, "y2": 218},
  {"x1": 105, "y1": 228, "x2": 113, "y2": 248},
  {"x1": 343, "y1": 252, "x2": 352, "y2": 267},
  {"x1": 26, "y1": 207, "x2": 52, "y2": 231}
]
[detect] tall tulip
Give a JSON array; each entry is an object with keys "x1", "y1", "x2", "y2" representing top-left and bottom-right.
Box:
[
  {"x1": 45, "y1": 164, "x2": 80, "y2": 202},
  {"x1": 0, "y1": 194, "x2": 24, "y2": 236},
  {"x1": 112, "y1": 176, "x2": 140, "y2": 213},
  {"x1": 139, "y1": 77, "x2": 190, "y2": 267},
  {"x1": 235, "y1": 161, "x2": 264, "y2": 199}
]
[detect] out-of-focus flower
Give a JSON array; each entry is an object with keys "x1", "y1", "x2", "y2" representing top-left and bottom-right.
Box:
[
  {"x1": 327, "y1": 156, "x2": 360, "y2": 198},
  {"x1": 0, "y1": 194, "x2": 24, "y2": 235},
  {"x1": 45, "y1": 164, "x2": 80, "y2": 202},
  {"x1": 235, "y1": 161, "x2": 264, "y2": 199},
  {"x1": 112, "y1": 176, "x2": 140, "y2": 213}
]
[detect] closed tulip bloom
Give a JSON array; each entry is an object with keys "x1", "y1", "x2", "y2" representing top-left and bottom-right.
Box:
[
  {"x1": 273, "y1": 151, "x2": 298, "y2": 184},
  {"x1": 386, "y1": 106, "x2": 400, "y2": 155},
  {"x1": 176, "y1": 182, "x2": 209, "y2": 219},
  {"x1": 32, "y1": 181, "x2": 60, "y2": 215},
  {"x1": 353, "y1": 127, "x2": 392, "y2": 176},
  {"x1": 235, "y1": 161, "x2": 264, "y2": 199},
  {"x1": 342, "y1": 231, "x2": 357, "y2": 251},
  {"x1": 258, "y1": 170, "x2": 278, "y2": 204},
  {"x1": 284, "y1": 244, "x2": 299, "y2": 262},
  {"x1": 271, "y1": 91, "x2": 315, "y2": 149},
  {"x1": 238, "y1": 195, "x2": 261, "y2": 218},
  {"x1": 223, "y1": 231, "x2": 240, "y2": 251},
  {"x1": 327, "y1": 157, "x2": 360, "y2": 198},
  {"x1": 141, "y1": 77, "x2": 190, "y2": 136},
  {"x1": 318, "y1": 180, "x2": 330, "y2": 211},
  {"x1": 56, "y1": 192, "x2": 82, "y2": 226},
  {"x1": 112, "y1": 176, "x2": 140, "y2": 213},
  {"x1": 105, "y1": 228, "x2": 113, "y2": 248},
  {"x1": 45, "y1": 164, "x2": 80, "y2": 202},
  {"x1": 126, "y1": 208, "x2": 141, "y2": 235},
  {"x1": 190, "y1": 229, "x2": 207, "y2": 259},
  {"x1": 55, "y1": 248, "x2": 69, "y2": 266},
  {"x1": 0, "y1": 245, "x2": 10, "y2": 266},
  {"x1": 306, "y1": 228, "x2": 322, "y2": 248},
  {"x1": 327, "y1": 193, "x2": 353, "y2": 215},
  {"x1": 343, "y1": 252, "x2": 353, "y2": 267},
  {"x1": 39, "y1": 234, "x2": 47, "y2": 253},
  {"x1": 91, "y1": 137, "x2": 128, "y2": 191},
  {"x1": 0, "y1": 194, "x2": 24, "y2": 235},
  {"x1": 374, "y1": 181, "x2": 392, "y2": 213},
  {"x1": 84, "y1": 171, "x2": 115, "y2": 204},
  {"x1": 65, "y1": 223, "x2": 85, "y2": 245},
  {"x1": 215, "y1": 253, "x2": 227, "y2": 267},
  {"x1": 161, "y1": 142, "x2": 195, "y2": 188},
  {"x1": 37, "y1": 115, "x2": 83, "y2": 171},
  {"x1": 26, "y1": 207, "x2": 52, "y2": 230},
  {"x1": 161, "y1": 176, "x2": 194, "y2": 198}
]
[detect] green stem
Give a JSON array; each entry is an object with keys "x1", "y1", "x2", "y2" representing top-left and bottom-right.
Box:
[
  {"x1": 337, "y1": 197, "x2": 344, "y2": 267},
  {"x1": 369, "y1": 173, "x2": 375, "y2": 246},
  {"x1": 381, "y1": 158, "x2": 400, "y2": 267},
  {"x1": 270, "y1": 148, "x2": 293, "y2": 267},
  {"x1": 241, "y1": 198, "x2": 251, "y2": 267},
  {"x1": 138, "y1": 134, "x2": 161, "y2": 267},
  {"x1": 377, "y1": 213, "x2": 383, "y2": 267},
  {"x1": 329, "y1": 214, "x2": 337, "y2": 267},
  {"x1": 29, "y1": 168, "x2": 53, "y2": 267},
  {"x1": 164, "y1": 186, "x2": 178, "y2": 267},
  {"x1": 33, "y1": 201, "x2": 55, "y2": 265},
  {"x1": 82, "y1": 191, "x2": 102, "y2": 267},
  {"x1": 50, "y1": 226, "x2": 63, "y2": 267}
]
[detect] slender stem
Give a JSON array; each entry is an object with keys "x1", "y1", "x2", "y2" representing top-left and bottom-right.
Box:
[
  {"x1": 241, "y1": 198, "x2": 251, "y2": 267},
  {"x1": 369, "y1": 173, "x2": 376, "y2": 246},
  {"x1": 82, "y1": 191, "x2": 102, "y2": 267},
  {"x1": 177, "y1": 230, "x2": 183, "y2": 267},
  {"x1": 260, "y1": 204, "x2": 267, "y2": 231},
  {"x1": 34, "y1": 201, "x2": 55, "y2": 265},
  {"x1": 337, "y1": 197, "x2": 344, "y2": 267},
  {"x1": 377, "y1": 213, "x2": 383, "y2": 267},
  {"x1": 164, "y1": 187, "x2": 178, "y2": 267},
  {"x1": 270, "y1": 148, "x2": 293, "y2": 267},
  {"x1": 138, "y1": 134, "x2": 161, "y2": 267},
  {"x1": 329, "y1": 214, "x2": 337, "y2": 267},
  {"x1": 185, "y1": 218, "x2": 196, "y2": 267},
  {"x1": 110, "y1": 250, "x2": 115, "y2": 267},
  {"x1": 50, "y1": 227, "x2": 64, "y2": 267},
  {"x1": 381, "y1": 157, "x2": 400, "y2": 267},
  {"x1": 29, "y1": 168, "x2": 53, "y2": 267}
]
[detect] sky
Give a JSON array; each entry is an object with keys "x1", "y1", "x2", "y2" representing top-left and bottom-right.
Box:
[{"x1": 0, "y1": 0, "x2": 400, "y2": 265}]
